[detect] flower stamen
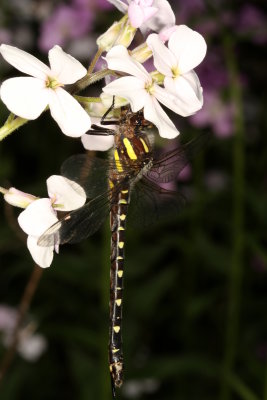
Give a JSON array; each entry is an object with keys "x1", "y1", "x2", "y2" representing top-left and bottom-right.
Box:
[{"x1": 46, "y1": 77, "x2": 63, "y2": 90}]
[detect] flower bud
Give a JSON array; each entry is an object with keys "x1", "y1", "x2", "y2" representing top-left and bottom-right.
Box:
[
  {"x1": 115, "y1": 21, "x2": 136, "y2": 48},
  {"x1": 150, "y1": 70, "x2": 165, "y2": 85},
  {"x1": 97, "y1": 20, "x2": 123, "y2": 52},
  {"x1": 131, "y1": 42, "x2": 152, "y2": 63},
  {"x1": 3, "y1": 187, "x2": 37, "y2": 208}
]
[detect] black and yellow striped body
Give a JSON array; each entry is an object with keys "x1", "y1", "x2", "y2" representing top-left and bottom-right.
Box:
[{"x1": 108, "y1": 111, "x2": 152, "y2": 394}]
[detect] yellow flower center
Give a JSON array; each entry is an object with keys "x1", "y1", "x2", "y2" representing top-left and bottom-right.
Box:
[
  {"x1": 46, "y1": 77, "x2": 63, "y2": 90},
  {"x1": 145, "y1": 81, "x2": 155, "y2": 95},
  {"x1": 171, "y1": 65, "x2": 180, "y2": 78}
]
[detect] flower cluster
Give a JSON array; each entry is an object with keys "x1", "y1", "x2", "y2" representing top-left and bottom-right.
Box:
[{"x1": 0, "y1": 0, "x2": 207, "y2": 267}]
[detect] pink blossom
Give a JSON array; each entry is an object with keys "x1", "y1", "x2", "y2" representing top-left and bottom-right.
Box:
[
  {"x1": 190, "y1": 91, "x2": 235, "y2": 138},
  {"x1": 38, "y1": 5, "x2": 93, "y2": 52}
]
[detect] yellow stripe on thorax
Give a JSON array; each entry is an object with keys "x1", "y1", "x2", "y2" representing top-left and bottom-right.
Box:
[
  {"x1": 114, "y1": 149, "x2": 123, "y2": 172},
  {"x1": 140, "y1": 137, "x2": 149, "y2": 153},
  {"x1": 123, "y1": 138, "x2": 137, "y2": 160}
]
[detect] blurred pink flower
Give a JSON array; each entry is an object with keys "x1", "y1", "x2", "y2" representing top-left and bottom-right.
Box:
[
  {"x1": 0, "y1": 305, "x2": 47, "y2": 362},
  {"x1": 0, "y1": 305, "x2": 17, "y2": 331},
  {"x1": 74, "y1": 0, "x2": 113, "y2": 9},
  {"x1": 38, "y1": 5, "x2": 93, "y2": 52},
  {"x1": 0, "y1": 29, "x2": 12, "y2": 44},
  {"x1": 176, "y1": 0, "x2": 205, "y2": 23},
  {"x1": 237, "y1": 4, "x2": 267, "y2": 44},
  {"x1": 190, "y1": 90, "x2": 235, "y2": 138}
]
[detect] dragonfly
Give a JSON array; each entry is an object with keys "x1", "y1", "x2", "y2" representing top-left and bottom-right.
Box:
[{"x1": 38, "y1": 107, "x2": 204, "y2": 397}]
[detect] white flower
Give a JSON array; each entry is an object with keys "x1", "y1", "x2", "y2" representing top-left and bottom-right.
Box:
[
  {"x1": 147, "y1": 26, "x2": 207, "y2": 114},
  {"x1": 0, "y1": 44, "x2": 91, "y2": 137},
  {"x1": 18, "y1": 175, "x2": 86, "y2": 268},
  {"x1": 103, "y1": 45, "x2": 191, "y2": 138},
  {"x1": 107, "y1": 0, "x2": 175, "y2": 31}
]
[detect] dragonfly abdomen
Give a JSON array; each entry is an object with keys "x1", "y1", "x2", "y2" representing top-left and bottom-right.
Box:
[{"x1": 109, "y1": 186, "x2": 129, "y2": 393}]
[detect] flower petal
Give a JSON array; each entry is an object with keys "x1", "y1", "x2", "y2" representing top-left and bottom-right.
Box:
[
  {"x1": 144, "y1": 96, "x2": 179, "y2": 138},
  {"x1": 48, "y1": 88, "x2": 91, "y2": 137},
  {"x1": 143, "y1": 0, "x2": 175, "y2": 32},
  {"x1": 0, "y1": 44, "x2": 50, "y2": 79},
  {"x1": 46, "y1": 175, "x2": 86, "y2": 211},
  {"x1": 164, "y1": 71, "x2": 203, "y2": 116},
  {"x1": 146, "y1": 33, "x2": 176, "y2": 76},
  {"x1": 142, "y1": 6, "x2": 158, "y2": 22},
  {"x1": 4, "y1": 188, "x2": 37, "y2": 208},
  {"x1": 18, "y1": 198, "x2": 58, "y2": 237},
  {"x1": 107, "y1": 0, "x2": 128, "y2": 13},
  {"x1": 103, "y1": 76, "x2": 148, "y2": 112},
  {"x1": 48, "y1": 45, "x2": 87, "y2": 84},
  {"x1": 128, "y1": 3, "x2": 145, "y2": 28},
  {"x1": 168, "y1": 25, "x2": 207, "y2": 74},
  {"x1": 81, "y1": 133, "x2": 115, "y2": 151},
  {"x1": 105, "y1": 45, "x2": 150, "y2": 82},
  {"x1": 27, "y1": 236, "x2": 54, "y2": 268},
  {"x1": 0, "y1": 77, "x2": 49, "y2": 119},
  {"x1": 153, "y1": 83, "x2": 192, "y2": 117}
]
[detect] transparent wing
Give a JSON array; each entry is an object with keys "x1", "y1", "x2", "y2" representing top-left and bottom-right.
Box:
[
  {"x1": 60, "y1": 153, "x2": 147, "y2": 198},
  {"x1": 146, "y1": 133, "x2": 209, "y2": 183},
  {"x1": 60, "y1": 154, "x2": 109, "y2": 198},
  {"x1": 38, "y1": 191, "x2": 112, "y2": 246},
  {"x1": 128, "y1": 177, "x2": 186, "y2": 228}
]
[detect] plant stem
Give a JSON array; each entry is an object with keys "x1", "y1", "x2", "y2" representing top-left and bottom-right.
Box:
[
  {"x1": 0, "y1": 265, "x2": 43, "y2": 385},
  {"x1": 88, "y1": 48, "x2": 103, "y2": 75},
  {"x1": 220, "y1": 35, "x2": 245, "y2": 400},
  {"x1": 69, "y1": 69, "x2": 116, "y2": 94},
  {"x1": 0, "y1": 116, "x2": 28, "y2": 141}
]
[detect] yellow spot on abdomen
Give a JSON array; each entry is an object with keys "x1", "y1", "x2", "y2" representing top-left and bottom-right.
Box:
[
  {"x1": 112, "y1": 348, "x2": 120, "y2": 353},
  {"x1": 117, "y1": 256, "x2": 123, "y2": 260},
  {"x1": 118, "y1": 270, "x2": 123, "y2": 278},
  {"x1": 123, "y1": 138, "x2": 137, "y2": 160},
  {"x1": 118, "y1": 242, "x2": 124, "y2": 249},
  {"x1": 113, "y1": 326, "x2": 120, "y2": 333},
  {"x1": 120, "y1": 214, "x2": 126, "y2": 221},
  {"x1": 118, "y1": 226, "x2": 125, "y2": 230},
  {"x1": 119, "y1": 198, "x2": 127, "y2": 204},
  {"x1": 121, "y1": 189, "x2": 128, "y2": 194},
  {"x1": 116, "y1": 299, "x2": 122, "y2": 306}
]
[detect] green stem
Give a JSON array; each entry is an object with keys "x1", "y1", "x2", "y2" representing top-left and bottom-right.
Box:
[
  {"x1": 227, "y1": 373, "x2": 260, "y2": 400},
  {"x1": 87, "y1": 47, "x2": 103, "y2": 75},
  {"x1": 69, "y1": 69, "x2": 116, "y2": 94},
  {"x1": 0, "y1": 116, "x2": 28, "y2": 141},
  {"x1": 74, "y1": 96, "x2": 102, "y2": 104},
  {"x1": 220, "y1": 35, "x2": 245, "y2": 400}
]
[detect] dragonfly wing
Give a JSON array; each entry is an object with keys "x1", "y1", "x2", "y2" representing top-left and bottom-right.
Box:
[
  {"x1": 128, "y1": 177, "x2": 186, "y2": 228},
  {"x1": 38, "y1": 192, "x2": 111, "y2": 246},
  {"x1": 60, "y1": 154, "x2": 109, "y2": 198},
  {"x1": 147, "y1": 133, "x2": 209, "y2": 183}
]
